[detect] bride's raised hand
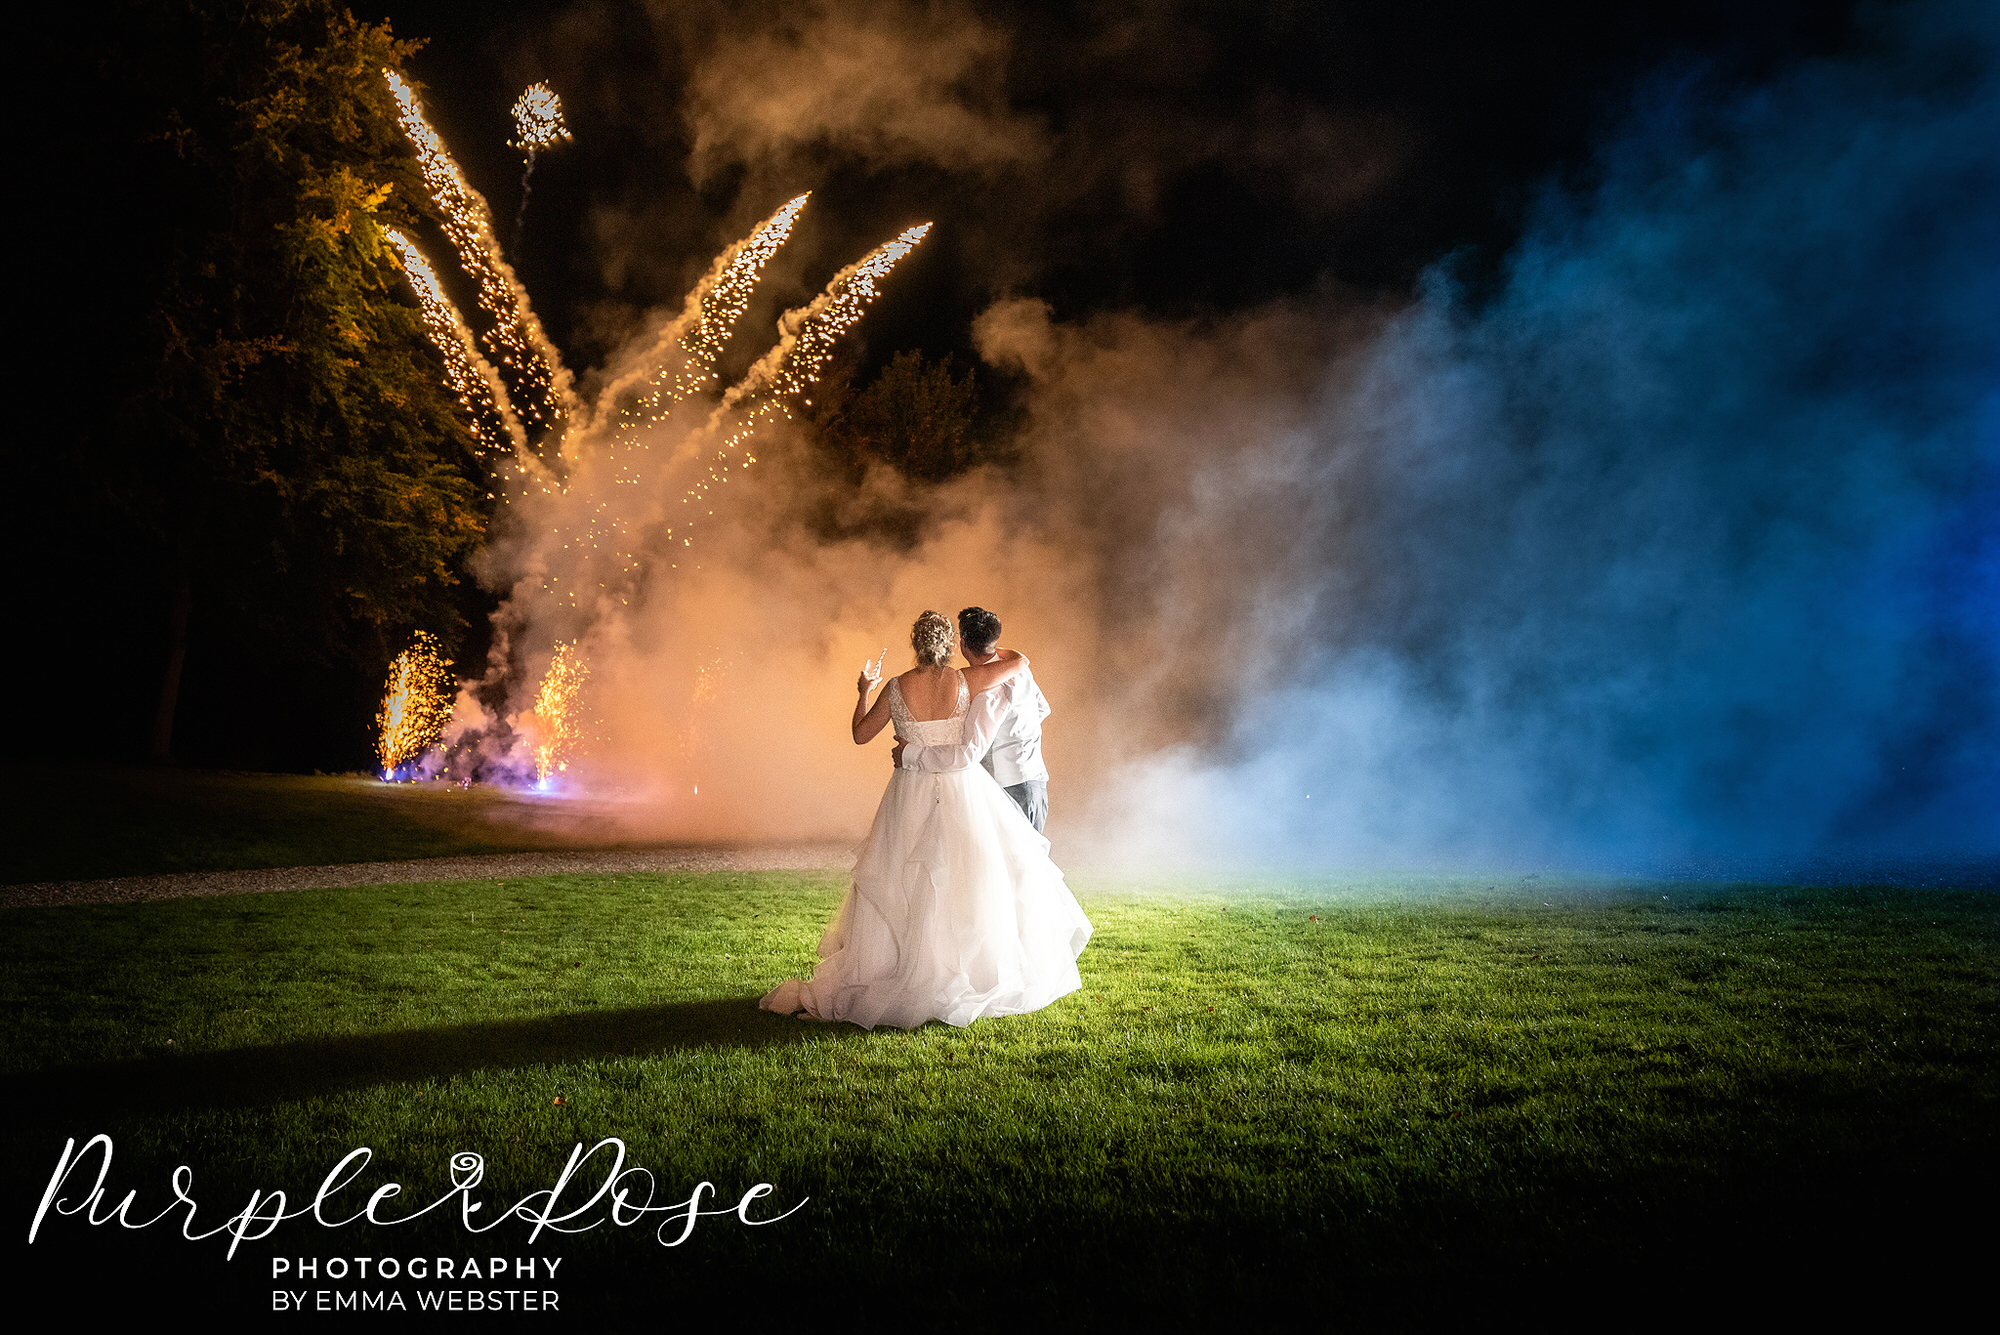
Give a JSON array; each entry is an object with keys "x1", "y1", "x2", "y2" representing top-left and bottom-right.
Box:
[
  {"x1": 852, "y1": 648, "x2": 895, "y2": 744},
  {"x1": 857, "y1": 647, "x2": 888, "y2": 694}
]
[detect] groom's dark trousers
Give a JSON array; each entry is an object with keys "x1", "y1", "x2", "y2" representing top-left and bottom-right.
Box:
[{"x1": 1004, "y1": 780, "x2": 1048, "y2": 834}]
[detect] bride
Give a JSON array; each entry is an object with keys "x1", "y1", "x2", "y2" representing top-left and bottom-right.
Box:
[{"x1": 760, "y1": 610, "x2": 1092, "y2": 1029}]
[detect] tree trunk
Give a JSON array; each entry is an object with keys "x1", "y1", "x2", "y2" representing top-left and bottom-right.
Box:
[{"x1": 149, "y1": 560, "x2": 191, "y2": 763}]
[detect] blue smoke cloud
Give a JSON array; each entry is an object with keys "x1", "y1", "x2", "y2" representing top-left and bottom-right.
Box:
[{"x1": 1187, "y1": 1, "x2": 1997, "y2": 868}]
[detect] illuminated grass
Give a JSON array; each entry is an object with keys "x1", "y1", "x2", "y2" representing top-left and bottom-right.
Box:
[{"x1": 3, "y1": 872, "x2": 1992, "y2": 1314}]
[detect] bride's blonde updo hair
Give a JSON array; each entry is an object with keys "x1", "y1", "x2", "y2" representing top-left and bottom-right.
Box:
[{"x1": 911, "y1": 610, "x2": 955, "y2": 668}]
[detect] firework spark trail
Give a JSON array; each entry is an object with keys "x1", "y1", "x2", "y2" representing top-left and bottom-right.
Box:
[
  {"x1": 388, "y1": 230, "x2": 527, "y2": 457},
  {"x1": 595, "y1": 193, "x2": 812, "y2": 424},
  {"x1": 384, "y1": 70, "x2": 577, "y2": 438},
  {"x1": 376, "y1": 631, "x2": 456, "y2": 777},
  {"x1": 528, "y1": 195, "x2": 816, "y2": 607},
  {"x1": 664, "y1": 223, "x2": 934, "y2": 553},
  {"x1": 719, "y1": 224, "x2": 935, "y2": 413},
  {"x1": 532, "y1": 194, "x2": 815, "y2": 604},
  {"x1": 528, "y1": 642, "x2": 590, "y2": 783}
]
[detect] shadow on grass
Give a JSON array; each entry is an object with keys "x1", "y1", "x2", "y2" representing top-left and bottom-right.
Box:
[{"x1": 8, "y1": 996, "x2": 870, "y2": 1117}]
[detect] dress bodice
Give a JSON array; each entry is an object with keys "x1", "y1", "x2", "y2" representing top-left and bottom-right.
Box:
[{"x1": 888, "y1": 673, "x2": 969, "y2": 747}]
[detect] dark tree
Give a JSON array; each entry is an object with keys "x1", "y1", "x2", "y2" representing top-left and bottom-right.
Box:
[
  {"x1": 808, "y1": 350, "x2": 984, "y2": 484},
  {"x1": 789, "y1": 350, "x2": 997, "y2": 550},
  {"x1": 40, "y1": 2, "x2": 491, "y2": 767}
]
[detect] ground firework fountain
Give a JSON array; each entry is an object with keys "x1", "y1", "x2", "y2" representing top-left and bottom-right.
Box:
[
  {"x1": 378, "y1": 72, "x2": 931, "y2": 790},
  {"x1": 375, "y1": 631, "x2": 454, "y2": 780},
  {"x1": 519, "y1": 642, "x2": 588, "y2": 789}
]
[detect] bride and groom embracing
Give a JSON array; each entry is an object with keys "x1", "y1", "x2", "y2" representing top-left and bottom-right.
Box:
[{"x1": 760, "y1": 607, "x2": 1092, "y2": 1029}]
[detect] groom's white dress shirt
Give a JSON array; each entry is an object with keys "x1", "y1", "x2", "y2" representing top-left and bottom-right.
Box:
[{"x1": 899, "y1": 669, "x2": 1050, "y2": 782}]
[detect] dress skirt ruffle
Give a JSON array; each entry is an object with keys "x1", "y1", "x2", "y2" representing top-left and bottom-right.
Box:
[{"x1": 761, "y1": 764, "x2": 1091, "y2": 1029}]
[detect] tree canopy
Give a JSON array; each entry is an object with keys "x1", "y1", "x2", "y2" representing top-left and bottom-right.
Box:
[
  {"x1": 43, "y1": 1, "x2": 492, "y2": 765},
  {"x1": 792, "y1": 350, "x2": 1001, "y2": 549},
  {"x1": 812, "y1": 350, "x2": 983, "y2": 485}
]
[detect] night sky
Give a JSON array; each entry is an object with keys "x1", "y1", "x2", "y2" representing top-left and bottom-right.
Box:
[{"x1": 372, "y1": 1, "x2": 1867, "y2": 375}]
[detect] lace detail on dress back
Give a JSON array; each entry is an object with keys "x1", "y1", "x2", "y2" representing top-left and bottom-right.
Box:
[{"x1": 888, "y1": 673, "x2": 969, "y2": 746}]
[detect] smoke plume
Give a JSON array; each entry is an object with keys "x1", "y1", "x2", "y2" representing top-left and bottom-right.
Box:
[
  {"x1": 676, "y1": 0, "x2": 1044, "y2": 182},
  {"x1": 458, "y1": 0, "x2": 1996, "y2": 870}
]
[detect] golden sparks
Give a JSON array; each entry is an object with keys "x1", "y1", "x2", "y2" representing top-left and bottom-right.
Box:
[
  {"x1": 376, "y1": 631, "x2": 455, "y2": 777},
  {"x1": 601, "y1": 193, "x2": 812, "y2": 425},
  {"x1": 528, "y1": 642, "x2": 590, "y2": 783},
  {"x1": 384, "y1": 69, "x2": 575, "y2": 436},
  {"x1": 662, "y1": 223, "x2": 933, "y2": 551},
  {"x1": 518, "y1": 195, "x2": 820, "y2": 604},
  {"x1": 381, "y1": 70, "x2": 934, "y2": 712},
  {"x1": 386, "y1": 229, "x2": 525, "y2": 458},
  {"x1": 509, "y1": 83, "x2": 571, "y2": 158}
]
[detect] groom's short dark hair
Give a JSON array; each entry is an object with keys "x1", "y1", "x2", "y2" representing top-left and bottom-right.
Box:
[{"x1": 958, "y1": 607, "x2": 1001, "y2": 653}]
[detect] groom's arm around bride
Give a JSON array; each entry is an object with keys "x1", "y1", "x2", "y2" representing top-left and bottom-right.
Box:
[{"x1": 896, "y1": 606, "x2": 1051, "y2": 833}]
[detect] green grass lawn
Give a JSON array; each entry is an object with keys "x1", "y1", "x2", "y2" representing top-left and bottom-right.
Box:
[{"x1": 5, "y1": 869, "x2": 1993, "y2": 1316}]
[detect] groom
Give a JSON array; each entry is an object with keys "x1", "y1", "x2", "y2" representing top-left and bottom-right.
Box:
[{"x1": 893, "y1": 606, "x2": 1052, "y2": 832}]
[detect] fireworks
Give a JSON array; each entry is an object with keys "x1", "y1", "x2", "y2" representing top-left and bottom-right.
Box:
[
  {"x1": 520, "y1": 196, "x2": 822, "y2": 598},
  {"x1": 383, "y1": 70, "x2": 574, "y2": 436},
  {"x1": 600, "y1": 194, "x2": 811, "y2": 424},
  {"x1": 527, "y1": 642, "x2": 590, "y2": 784},
  {"x1": 509, "y1": 83, "x2": 571, "y2": 158},
  {"x1": 386, "y1": 229, "x2": 525, "y2": 458},
  {"x1": 753, "y1": 224, "x2": 934, "y2": 404},
  {"x1": 377, "y1": 73, "x2": 933, "y2": 785},
  {"x1": 662, "y1": 224, "x2": 934, "y2": 551},
  {"x1": 376, "y1": 631, "x2": 455, "y2": 778}
]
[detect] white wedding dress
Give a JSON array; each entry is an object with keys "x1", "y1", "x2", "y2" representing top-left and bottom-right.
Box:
[{"x1": 760, "y1": 671, "x2": 1092, "y2": 1029}]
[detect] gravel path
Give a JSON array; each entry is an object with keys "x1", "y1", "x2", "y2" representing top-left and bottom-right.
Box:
[{"x1": 1, "y1": 845, "x2": 858, "y2": 910}]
